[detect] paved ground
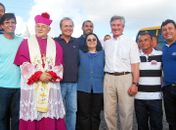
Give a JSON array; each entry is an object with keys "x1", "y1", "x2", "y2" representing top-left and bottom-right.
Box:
[{"x1": 99, "y1": 108, "x2": 169, "y2": 130}]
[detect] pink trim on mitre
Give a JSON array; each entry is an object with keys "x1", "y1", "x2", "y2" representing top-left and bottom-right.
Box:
[{"x1": 35, "y1": 13, "x2": 52, "y2": 26}]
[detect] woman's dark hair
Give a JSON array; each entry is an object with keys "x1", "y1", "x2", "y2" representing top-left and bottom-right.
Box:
[
  {"x1": 82, "y1": 33, "x2": 102, "y2": 52},
  {"x1": 0, "y1": 13, "x2": 16, "y2": 25}
]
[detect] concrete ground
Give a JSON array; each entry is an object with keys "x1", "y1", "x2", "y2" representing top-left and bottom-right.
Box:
[{"x1": 99, "y1": 108, "x2": 169, "y2": 130}]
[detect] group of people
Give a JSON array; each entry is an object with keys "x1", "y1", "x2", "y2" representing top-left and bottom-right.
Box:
[
  {"x1": 1, "y1": 2, "x2": 176, "y2": 130},
  {"x1": 134, "y1": 19, "x2": 176, "y2": 130}
]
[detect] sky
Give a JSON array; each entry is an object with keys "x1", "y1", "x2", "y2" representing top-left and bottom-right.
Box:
[{"x1": 1, "y1": 0, "x2": 176, "y2": 40}]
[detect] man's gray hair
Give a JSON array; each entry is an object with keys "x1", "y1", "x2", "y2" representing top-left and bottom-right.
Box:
[
  {"x1": 60, "y1": 17, "x2": 74, "y2": 28},
  {"x1": 110, "y1": 15, "x2": 125, "y2": 26}
]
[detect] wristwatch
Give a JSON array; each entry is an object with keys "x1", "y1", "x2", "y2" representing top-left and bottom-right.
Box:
[{"x1": 132, "y1": 82, "x2": 138, "y2": 86}]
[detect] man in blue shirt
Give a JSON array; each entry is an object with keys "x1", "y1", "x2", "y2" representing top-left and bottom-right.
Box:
[
  {"x1": 54, "y1": 17, "x2": 79, "y2": 130},
  {"x1": 77, "y1": 20, "x2": 94, "y2": 50},
  {"x1": 162, "y1": 19, "x2": 176, "y2": 130},
  {"x1": 0, "y1": 13, "x2": 22, "y2": 130}
]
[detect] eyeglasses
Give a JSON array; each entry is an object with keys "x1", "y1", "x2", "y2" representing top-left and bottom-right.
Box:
[{"x1": 87, "y1": 38, "x2": 97, "y2": 42}]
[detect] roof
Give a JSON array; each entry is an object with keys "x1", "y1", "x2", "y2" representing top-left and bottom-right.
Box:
[{"x1": 139, "y1": 26, "x2": 160, "y2": 31}]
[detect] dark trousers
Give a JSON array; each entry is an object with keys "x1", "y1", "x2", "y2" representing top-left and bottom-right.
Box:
[
  {"x1": 163, "y1": 86, "x2": 176, "y2": 130},
  {"x1": 0, "y1": 87, "x2": 20, "y2": 130},
  {"x1": 76, "y1": 91, "x2": 103, "y2": 130},
  {"x1": 135, "y1": 99, "x2": 163, "y2": 130}
]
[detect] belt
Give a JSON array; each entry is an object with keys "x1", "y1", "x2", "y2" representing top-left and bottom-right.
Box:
[{"x1": 105, "y1": 72, "x2": 131, "y2": 76}]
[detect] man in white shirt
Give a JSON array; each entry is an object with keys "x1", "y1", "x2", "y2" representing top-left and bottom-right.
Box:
[{"x1": 103, "y1": 15, "x2": 140, "y2": 130}]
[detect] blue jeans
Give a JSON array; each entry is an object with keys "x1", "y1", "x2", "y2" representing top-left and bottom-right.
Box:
[
  {"x1": 135, "y1": 99, "x2": 163, "y2": 130},
  {"x1": 0, "y1": 87, "x2": 20, "y2": 130},
  {"x1": 61, "y1": 83, "x2": 77, "y2": 130}
]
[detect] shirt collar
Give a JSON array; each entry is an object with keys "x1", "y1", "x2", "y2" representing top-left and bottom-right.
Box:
[
  {"x1": 140, "y1": 48, "x2": 156, "y2": 56},
  {"x1": 165, "y1": 41, "x2": 176, "y2": 47},
  {"x1": 112, "y1": 35, "x2": 123, "y2": 40},
  {"x1": 59, "y1": 34, "x2": 74, "y2": 42}
]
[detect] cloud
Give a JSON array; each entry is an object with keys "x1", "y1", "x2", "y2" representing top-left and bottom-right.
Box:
[
  {"x1": 16, "y1": 16, "x2": 28, "y2": 37},
  {"x1": 22, "y1": 0, "x2": 176, "y2": 39},
  {"x1": 25, "y1": 0, "x2": 85, "y2": 37}
]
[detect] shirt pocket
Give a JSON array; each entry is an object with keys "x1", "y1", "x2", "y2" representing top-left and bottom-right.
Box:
[{"x1": 119, "y1": 49, "x2": 129, "y2": 62}]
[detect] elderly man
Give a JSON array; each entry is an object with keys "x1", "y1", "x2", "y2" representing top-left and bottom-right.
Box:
[
  {"x1": 103, "y1": 15, "x2": 140, "y2": 130},
  {"x1": 14, "y1": 12, "x2": 66, "y2": 130},
  {"x1": 54, "y1": 17, "x2": 79, "y2": 130}
]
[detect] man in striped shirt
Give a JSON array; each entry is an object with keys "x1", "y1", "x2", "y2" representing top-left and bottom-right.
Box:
[{"x1": 135, "y1": 31, "x2": 163, "y2": 130}]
